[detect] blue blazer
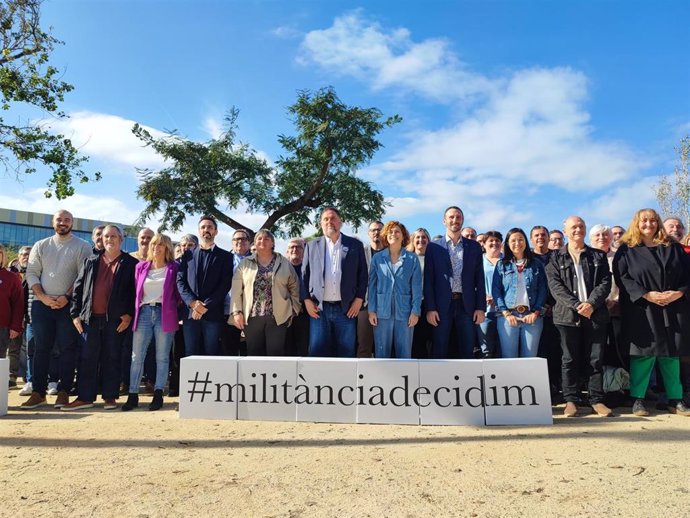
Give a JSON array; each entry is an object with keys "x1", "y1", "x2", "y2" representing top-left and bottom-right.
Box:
[
  {"x1": 301, "y1": 234, "x2": 368, "y2": 312},
  {"x1": 368, "y1": 248, "x2": 422, "y2": 320},
  {"x1": 176, "y1": 245, "x2": 234, "y2": 321},
  {"x1": 423, "y1": 237, "x2": 486, "y2": 316}
]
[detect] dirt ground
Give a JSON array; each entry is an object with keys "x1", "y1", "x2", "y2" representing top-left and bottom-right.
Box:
[{"x1": 1, "y1": 389, "x2": 688, "y2": 518}]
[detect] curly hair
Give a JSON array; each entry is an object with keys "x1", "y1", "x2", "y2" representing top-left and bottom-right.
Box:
[{"x1": 381, "y1": 220, "x2": 411, "y2": 248}]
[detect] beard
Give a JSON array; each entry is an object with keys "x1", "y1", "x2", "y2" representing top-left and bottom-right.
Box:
[{"x1": 55, "y1": 225, "x2": 72, "y2": 236}]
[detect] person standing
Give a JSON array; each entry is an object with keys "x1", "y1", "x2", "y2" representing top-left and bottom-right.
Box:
[
  {"x1": 546, "y1": 216, "x2": 613, "y2": 418},
  {"x1": 367, "y1": 221, "x2": 422, "y2": 359},
  {"x1": 478, "y1": 231, "x2": 502, "y2": 358},
  {"x1": 358, "y1": 221, "x2": 385, "y2": 358},
  {"x1": 21, "y1": 210, "x2": 93, "y2": 409},
  {"x1": 285, "y1": 238, "x2": 309, "y2": 356},
  {"x1": 613, "y1": 209, "x2": 690, "y2": 416},
  {"x1": 0, "y1": 244, "x2": 24, "y2": 388},
  {"x1": 221, "y1": 229, "x2": 252, "y2": 356},
  {"x1": 424, "y1": 206, "x2": 485, "y2": 359},
  {"x1": 177, "y1": 216, "x2": 233, "y2": 356},
  {"x1": 301, "y1": 207, "x2": 368, "y2": 357},
  {"x1": 407, "y1": 228, "x2": 432, "y2": 359}
]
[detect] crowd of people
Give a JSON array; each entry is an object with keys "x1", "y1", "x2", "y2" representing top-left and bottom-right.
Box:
[{"x1": 1, "y1": 205, "x2": 689, "y2": 418}]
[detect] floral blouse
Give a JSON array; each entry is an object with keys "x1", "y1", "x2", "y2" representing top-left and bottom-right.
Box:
[{"x1": 250, "y1": 256, "x2": 276, "y2": 317}]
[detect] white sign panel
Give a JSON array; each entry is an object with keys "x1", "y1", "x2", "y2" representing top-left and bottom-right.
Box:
[
  {"x1": 296, "y1": 358, "x2": 358, "y2": 423},
  {"x1": 179, "y1": 355, "x2": 238, "y2": 420},
  {"x1": 482, "y1": 358, "x2": 553, "y2": 426},
  {"x1": 418, "y1": 360, "x2": 486, "y2": 426},
  {"x1": 0, "y1": 358, "x2": 7, "y2": 417},
  {"x1": 237, "y1": 357, "x2": 297, "y2": 422},
  {"x1": 356, "y1": 359, "x2": 421, "y2": 425}
]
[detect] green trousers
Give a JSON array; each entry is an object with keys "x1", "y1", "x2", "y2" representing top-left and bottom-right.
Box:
[{"x1": 629, "y1": 355, "x2": 682, "y2": 400}]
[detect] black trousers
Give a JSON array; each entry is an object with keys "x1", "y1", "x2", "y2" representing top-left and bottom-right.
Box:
[
  {"x1": 557, "y1": 320, "x2": 606, "y2": 404},
  {"x1": 285, "y1": 312, "x2": 309, "y2": 357},
  {"x1": 220, "y1": 321, "x2": 246, "y2": 356},
  {"x1": 244, "y1": 315, "x2": 287, "y2": 356}
]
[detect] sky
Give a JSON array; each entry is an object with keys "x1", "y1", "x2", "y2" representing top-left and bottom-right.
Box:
[{"x1": 2, "y1": 0, "x2": 689, "y2": 249}]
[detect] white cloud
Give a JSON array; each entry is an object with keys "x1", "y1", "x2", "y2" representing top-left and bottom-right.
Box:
[
  {"x1": 44, "y1": 111, "x2": 168, "y2": 171},
  {"x1": 203, "y1": 115, "x2": 224, "y2": 140},
  {"x1": 272, "y1": 25, "x2": 302, "y2": 39},
  {"x1": 578, "y1": 178, "x2": 658, "y2": 226}
]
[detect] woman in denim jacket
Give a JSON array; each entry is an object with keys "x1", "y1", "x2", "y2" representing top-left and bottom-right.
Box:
[
  {"x1": 491, "y1": 228, "x2": 547, "y2": 358},
  {"x1": 368, "y1": 221, "x2": 422, "y2": 358}
]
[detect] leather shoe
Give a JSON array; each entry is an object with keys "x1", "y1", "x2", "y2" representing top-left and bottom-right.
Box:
[
  {"x1": 563, "y1": 402, "x2": 578, "y2": 417},
  {"x1": 591, "y1": 403, "x2": 613, "y2": 417}
]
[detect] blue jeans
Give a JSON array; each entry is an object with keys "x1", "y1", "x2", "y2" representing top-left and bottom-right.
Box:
[
  {"x1": 130, "y1": 305, "x2": 174, "y2": 392},
  {"x1": 430, "y1": 299, "x2": 476, "y2": 359},
  {"x1": 497, "y1": 312, "x2": 543, "y2": 358},
  {"x1": 182, "y1": 318, "x2": 222, "y2": 356},
  {"x1": 374, "y1": 318, "x2": 413, "y2": 359},
  {"x1": 78, "y1": 316, "x2": 125, "y2": 401},
  {"x1": 477, "y1": 312, "x2": 499, "y2": 358},
  {"x1": 308, "y1": 302, "x2": 357, "y2": 357},
  {"x1": 31, "y1": 302, "x2": 79, "y2": 396}
]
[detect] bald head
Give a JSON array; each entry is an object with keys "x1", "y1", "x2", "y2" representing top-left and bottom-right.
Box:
[
  {"x1": 564, "y1": 215, "x2": 586, "y2": 247},
  {"x1": 52, "y1": 210, "x2": 74, "y2": 237}
]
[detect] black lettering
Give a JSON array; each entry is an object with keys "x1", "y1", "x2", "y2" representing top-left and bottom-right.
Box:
[
  {"x1": 465, "y1": 375, "x2": 485, "y2": 408},
  {"x1": 315, "y1": 385, "x2": 335, "y2": 405},
  {"x1": 413, "y1": 386, "x2": 431, "y2": 407},
  {"x1": 502, "y1": 385, "x2": 538, "y2": 406},
  {"x1": 214, "y1": 382, "x2": 244, "y2": 403},
  {"x1": 337, "y1": 385, "x2": 354, "y2": 406},
  {"x1": 260, "y1": 373, "x2": 268, "y2": 403},
  {"x1": 270, "y1": 373, "x2": 278, "y2": 404},
  {"x1": 368, "y1": 385, "x2": 386, "y2": 406},
  {"x1": 488, "y1": 374, "x2": 499, "y2": 406},
  {"x1": 389, "y1": 375, "x2": 410, "y2": 407},
  {"x1": 433, "y1": 386, "x2": 451, "y2": 407},
  {"x1": 282, "y1": 381, "x2": 293, "y2": 404}
]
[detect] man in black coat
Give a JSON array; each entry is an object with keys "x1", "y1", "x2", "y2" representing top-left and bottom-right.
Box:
[{"x1": 546, "y1": 216, "x2": 613, "y2": 418}]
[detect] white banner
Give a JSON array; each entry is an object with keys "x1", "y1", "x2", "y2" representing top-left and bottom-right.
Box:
[{"x1": 179, "y1": 357, "x2": 553, "y2": 426}]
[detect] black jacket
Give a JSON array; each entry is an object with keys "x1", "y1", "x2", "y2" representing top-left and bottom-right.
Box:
[
  {"x1": 176, "y1": 246, "x2": 234, "y2": 321},
  {"x1": 545, "y1": 245, "x2": 611, "y2": 327},
  {"x1": 70, "y1": 251, "x2": 137, "y2": 324}
]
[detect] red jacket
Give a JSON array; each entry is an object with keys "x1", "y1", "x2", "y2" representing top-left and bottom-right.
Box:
[{"x1": 0, "y1": 269, "x2": 24, "y2": 333}]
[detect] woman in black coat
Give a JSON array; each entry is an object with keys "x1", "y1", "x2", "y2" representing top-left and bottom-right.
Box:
[{"x1": 613, "y1": 208, "x2": 690, "y2": 417}]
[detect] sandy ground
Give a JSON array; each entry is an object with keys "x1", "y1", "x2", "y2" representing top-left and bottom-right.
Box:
[{"x1": 1, "y1": 389, "x2": 689, "y2": 518}]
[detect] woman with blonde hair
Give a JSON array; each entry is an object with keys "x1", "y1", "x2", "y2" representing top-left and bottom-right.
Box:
[
  {"x1": 407, "y1": 228, "x2": 431, "y2": 358},
  {"x1": 124, "y1": 233, "x2": 181, "y2": 411},
  {"x1": 613, "y1": 208, "x2": 690, "y2": 416}
]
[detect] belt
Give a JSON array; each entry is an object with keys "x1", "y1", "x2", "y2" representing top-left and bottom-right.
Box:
[
  {"x1": 143, "y1": 302, "x2": 162, "y2": 307},
  {"x1": 323, "y1": 301, "x2": 341, "y2": 305},
  {"x1": 510, "y1": 305, "x2": 530, "y2": 314},
  {"x1": 451, "y1": 292, "x2": 462, "y2": 300}
]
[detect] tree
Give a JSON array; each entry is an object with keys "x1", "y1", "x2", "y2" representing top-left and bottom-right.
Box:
[
  {"x1": 654, "y1": 135, "x2": 690, "y2": 229},
  {"x1": 1, "y1": 0, "x2": 98, "y2": 199},
  {"x1": 133, "y1": 87, "x2": 401, "y2": 236}
]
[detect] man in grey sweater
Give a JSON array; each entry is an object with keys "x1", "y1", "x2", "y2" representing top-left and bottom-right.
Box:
[{"x1": 21, "y1": 210, "x2": 93, "y2": 409}]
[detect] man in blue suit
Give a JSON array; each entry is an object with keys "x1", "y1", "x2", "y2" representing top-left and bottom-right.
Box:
[
  {"x1": 301, "y1": 207, "x2": 368, "y2": 357},
  {"x1": 424, "y1": 206, "x2": 486, "y2": 359},
  {"x1": 177, "y1": 216, "x2": 233, "y2": 356}
]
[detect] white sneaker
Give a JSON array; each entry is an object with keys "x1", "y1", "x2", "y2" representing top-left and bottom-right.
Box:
[
  {"x1": 19, "y1": 382, "x2": 33, "y2": 396},
  {"x1": 46, "y1": 382, "x2": 59, "y2": 395}
]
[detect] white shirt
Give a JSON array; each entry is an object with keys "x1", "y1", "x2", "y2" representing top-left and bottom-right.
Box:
[
  {"x1": 323, "y1": 235, "x2": 343, "y2": 302},
  {"x1": 141, "y1": 267, "x2": 166, "y2": 305}
]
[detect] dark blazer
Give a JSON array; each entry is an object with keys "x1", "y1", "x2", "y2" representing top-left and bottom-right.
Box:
[
  {"x1": 176, "y1": 245, "x2": 233, "y2": 321},
  {"x1": 423, "y1": 237, "x2": 486, "y2": 316},
  {"x1": 545, "y1": 245, "x2": 611, "y2": 327},
  {"x1": 613, "y1": 242, "x2": 690, "y2": 356},
  {"x1": 300, "y1": 234, "x2": 368, "y2": 313},
  {"x1": 70, "y1": 251, "x2": 137, "y2": 324}
]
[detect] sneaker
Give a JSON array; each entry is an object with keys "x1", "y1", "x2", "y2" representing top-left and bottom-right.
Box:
[
  {"x1": 20, "y1": 392, "x2": 47, "y2": 410},
  {"x1": 103, "y1": 399, "x2": 118, "y2": 410},
  {"x1": 668, "y1": 400, "x2": 690, "y2": 416},
  {"x1": 61, "y1": 399, "x2": 94, "y2": 411},
  {"x1": 19, "y1": 382, "x2": 33, "y2": 396},
  {"x1": 632, "y1": 399, "x2": 649, "y2": 417},
  {"x1": 54, "y1": 391, "x2": 69, "y2": 409},
  {"x1": 46, "y1": 382, "x2": 59, "y2": 395}
]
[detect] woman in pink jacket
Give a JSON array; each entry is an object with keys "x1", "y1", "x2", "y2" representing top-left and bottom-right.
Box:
[{"x1": 124, "y1": 234, "x2": 181, "y2": 411}]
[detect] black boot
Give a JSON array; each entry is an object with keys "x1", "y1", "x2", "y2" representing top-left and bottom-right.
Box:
[
  {"x1": 149, "y1": 389, "x2": 164, "y2": 411},
  {"x1": 121, "y1": 393, "x2": 139, "y2": 411}
]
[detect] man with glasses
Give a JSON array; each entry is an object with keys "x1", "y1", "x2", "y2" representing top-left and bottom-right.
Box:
[
  {"x1": 358, "y1": 221, "x2": 385, "y2": 357},
  {"x1": 221, "y1": 229, "x2": 252, "y2": 356},
  {"x1": 285, "y1": 238, "x2": 309, "y2": 356},
  {"x1": 548, "y1": 230, "x2": 565, "y2": 251}
]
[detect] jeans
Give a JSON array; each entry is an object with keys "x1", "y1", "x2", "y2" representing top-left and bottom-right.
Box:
[
  {"x1": 373, "y1": 318, "x2": 413, "y2": 359},
  {"x1": 130, "y1": 305, "x2": 174, "y2": 392},
  {"x1": 430, "y1": 299, "x2": 476, "y2": 359},
  {"x1": 308, "y1": 302, "x2": 357, "y2": 357},
  {"x1": 477, "y1": 312, "x2": 499, "y2": 358},
  {"x1": 497, "y1": 313, "x2": 543, "y2": 358},
  {"x1": 31, "y1": 301, "x2": 79, "y2": 396},
  {"x1": 78, "y1": 315, "x2": 125, "y2": 402},
  {"x1": 556, "y1": 321, "x2": 606, "y2": 404},
  {"x1": 183, "y1": 318, "x2": 222, "y2": 356}
]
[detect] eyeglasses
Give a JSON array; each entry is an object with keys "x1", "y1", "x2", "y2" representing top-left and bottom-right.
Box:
[{"x1": 232, "y1": 237, "x2": 248, "y2": 242}]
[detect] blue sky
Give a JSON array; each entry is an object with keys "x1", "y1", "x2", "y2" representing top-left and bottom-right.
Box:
[{"x1": 2, "y1": 0, "x2": 688, "y2": 248}]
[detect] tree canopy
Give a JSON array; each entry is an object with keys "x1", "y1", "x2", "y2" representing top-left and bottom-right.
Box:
[
  {"x1": 1, "y1": 0, "x2": 98, "y2": 198},
  {"x1": 134, "y1": 87, "x2": 401, "y2": 236},
  {"x1": 654, "y1": 135, "x2": 690, "y2": 228}
]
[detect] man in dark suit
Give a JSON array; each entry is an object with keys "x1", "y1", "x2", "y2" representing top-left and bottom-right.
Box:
[
  {"x1": 177, "y1": 216, "x2": 233, "y2": 356},
  {"x1": 301, "y1": 207, "x2": 368, "y2": 357},
  {"x1": 424, "y1": 206, "x2": 485, "y2": 359}
]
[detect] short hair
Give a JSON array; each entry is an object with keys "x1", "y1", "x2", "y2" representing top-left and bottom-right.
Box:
[
  {"x1": 233, "y1": 228, "x2": 250, "y2": 239},
  {"x1": 663, "y1": 217, "x2": 685, "y2": 230},
  {"x1": 589, "y1": 224, "x2": 612, "y2": 239},
  {"x1": 406, "y1": 227, "x2": 431, "y2": 252},
  {"x1": 19, "y1": 246, "x2": 32, "y2": 254},
  {"x1": 179, "y1": 234, "x2": 198, "y2": 245},
  {"x1": 622, "y1": 208, "x2": 671, "y2": 248},
  {"x1": 287, "y1": 238, "x2": 305, "y2": 249},
  {"x1": 530, "y1": 225, "x2": 549, "y2": 236},
  {"x1": 320, "y1": 207, "x2": 342, "y2": 220},
  {"x1": 92, "y1": 225, "x2": 105, "y2": 236},
  {"x1": 369, "y1": 221, "x2": 384, "y2": 228},
  {"x1": 147, "y1": 233, "x2": 175, "y2": 263},
  {"x1": 103, "y1": 224, "x2": 124, "y2": 240},
  {"x1": 198, "y1": 215, "x2": 218, "y2": 229},
  {"x1": 550, "y1": 229, "x2": 565, "y2": 237},
  {"x1": 484, "y1": 230, "x2": 503, "y2": 242},
  {"x1": 138, "y1": 227, "x2": 154, "y2": 238},
  {"x1": 502, "y1": 228, "x2": 533, "y2": 266},
  {"x1": 254, "y1": 229, "x2": 275, "y2": 249},
  {"x1": 381, "y1": 220, "x2": 411, "y2": 248},
  {"x1": 443, "y1": 206, "x2": 464, "y2": 218},
  {"x1": 611, "y1": 225, "x2": 625, "y2": 232}
]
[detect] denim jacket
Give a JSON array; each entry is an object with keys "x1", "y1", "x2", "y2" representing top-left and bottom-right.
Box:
[
  {"x1": 368, "y1": 248, "x2": 422, "y2": 320},
  {"x1": 491, "y1": 259, "x2": 547, "y2": 313}
]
